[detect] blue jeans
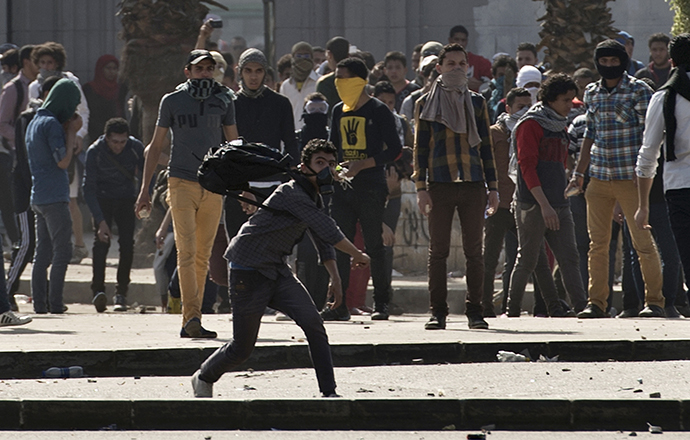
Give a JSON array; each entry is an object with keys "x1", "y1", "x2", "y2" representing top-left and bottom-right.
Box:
[
  {"x1": 199, "y1": 268, "x2": 336, "y2": 394},
  {"x1": 31, "y1": 202, "x2": 72, "y2": 313},
  {"x1": 0, "y1": 234, "x2": 10, "y2": 314}
]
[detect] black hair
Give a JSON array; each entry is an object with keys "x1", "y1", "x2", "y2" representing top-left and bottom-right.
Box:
[
  {"x1": 438, "y1": 43, "x2": 467, "y2": 65},
  {"x1": 104, "y1": 117, "x2": 130, "y2": 137},
  {"x1": 277, "y1": 54, "x2": 292, "y2": 75},
  {"x1": 572, "y1": 67, "x2": 595, "y2": 80},
  {"x1": 356, "y1": 51, "x2": 376, "y2": 70},
  {"x1": 326, "y1": 36, "x2": 350, "y2": 63},
  {"x1": 265, "y1": 66, "x2": 276, "y2": 82},
  {"x1": 373, "y1": 80, "x2": 395, "y2": 97},
  {"x1": 669, "y1": 33, "x2": 690, "y2": 68},
  {"x1": 303, "y1": 91, "x2": 327, "y2": 107},
  {"x1": 31, "y1": 42, "x2": 66, "y2": 71},
  {"x1": 19, "y1": 45, "x2": 34, "y2": 64},
  {"x1": 301, "y1": 138, "x2": 337, "y2": 165},
  {"x1": 384, "y1": 51, "x2": 407, "y2": 68},
  {"x1": 336, "y1": 57, "x2": 368, "y2": 80},
  {"x1": 40, "y1": 75, "x2": 61, "y2": 97},
  {"x1": 449, "y1": 25, "x2": 468, "y2": 38},
  {"x1": 413, "y1": 43, "x2": 423, "y2": 53},
  {"x1": 648, "y1": 33, "x2": 671, "y2": 49},
  {"x1": 491, "y1": 54, "x2": 517, "y2": 77},
  {"x1": 221, "y1": 52, "x2": 234, "y2": 68},
  {"x1": 538, "y1": 73, "x2": 578, "y2": 104},
  {"x1": 1, "y1": 49, "x2": 19, "y2": 69},
  {"x1": 516, "y1": 42, "x2": 538, "y2": 58},
  {"x1": 505, "y1": 87, "x2": 531, "y2": 108}
]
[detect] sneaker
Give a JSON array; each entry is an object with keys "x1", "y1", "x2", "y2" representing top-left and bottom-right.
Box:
[
  {"x1": 191, "y1": 370, "x2": 213, "y2": 398},
  {"x1": 322, "y1": 391, "x2": 342, "y2": 398},
  {"x1": 638, "y1": 305, "x2": 666, "y2": 318},
  {"x1": 548, "y1": 303, "x2": 576, "y2": 317},
  {"x1": 70, "y1": 245, "x2": 88, "y2": 264},
  {"x1": 664, "y1": 305, "x2": 684, "y2": 319},
  {"x1": 577, "y1": 303, "x2": 607, "y2": 319},
  {"x1": 616, "y1": 308, "x2": 639, "y2": 318},
  {"x1": 275, "y1": 312, "x2": 293, "y2": 321},
  {"x1": 320, "y1": 307, "x2": 350, "y2": 321},
  {"x1": 181, "y1": 318, "x2": 218, "y2": 338},
  {"x1": 371, "y1": 304, "x2": 389, "y2": 321},
  {"x1": 113, "y1": 294, "x2": 127, "y2": 312},
  {"x1": 467, "y1": 314, "x2": 489, "y2": 329},
  {"x1": 167, "y1": 295, "x2": 181, "y2": 314},
  {"x1": 0, "y1": 311, "x2": 32, "y2": 326},
  {"x1": 349, "y1": 307, "x2": 371, "y2": 316},
  {"x1": 424, "y1": 315, "x2": 446, "y2": 330},
  {"x1": 92, "y1": 292, "x2": 107, "y2": 313},
  {"x1": 676, "y1": 304, "x2": 690, "y2": 318}
]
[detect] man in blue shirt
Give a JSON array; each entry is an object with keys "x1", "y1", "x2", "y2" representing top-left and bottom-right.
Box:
[
  {"x1": 26, "y1": 78, "x2": 82, "y2": 314},
  {"x1": 83, "y1": 118, "x2": 144, "y2": 313}
]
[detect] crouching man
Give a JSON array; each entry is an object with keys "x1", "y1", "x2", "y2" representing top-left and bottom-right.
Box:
[{"x1": 191, "y1": 139, "x2": 370, "y2": 398}]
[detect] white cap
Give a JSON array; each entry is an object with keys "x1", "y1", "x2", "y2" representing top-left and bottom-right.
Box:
[{"x1": 516, "y1": 65, "x2": 542, "y2": 87}]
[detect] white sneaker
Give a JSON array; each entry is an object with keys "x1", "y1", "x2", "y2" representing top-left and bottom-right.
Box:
[
  {"x1": 0, "y1": 311, "x2": 32, "y2": 327},
  {"x1": 275, "y1": 312, "x2": 293, "y2": 322},
  {"x1": 191, "y1": 370, "x2": 213, "y2": 398}
]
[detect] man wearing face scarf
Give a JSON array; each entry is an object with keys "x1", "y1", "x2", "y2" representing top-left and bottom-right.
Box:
[
  {"x1": 26, "y1": 78, "x2": 83, "y2": 314},
  {"x1": 135, "y1": 50, "x2": 238, "y2": 338},
  {"x1": 414, "y1": 43, "x2": 499, "y2": 331},
  {"x1": 321, "y1": 57, "x2": 402, "y2": 322},
  {"x1": 279, "y1": 41, "x2": 320, "y2": 130},
  {"x1": 566, "y1": 39, "x2": 663, "y2": 319}
]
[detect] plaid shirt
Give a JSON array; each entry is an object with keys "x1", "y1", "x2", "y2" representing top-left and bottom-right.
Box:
[
  {"x1": 583, "y1": 73, "x2": 653, "y2": 180},
  {"x1": 225, "y1": 180, "x2": 345, "y2": 280},
  {"x1": 413, "y1": 91, "x2": 497, "y2": 191}
]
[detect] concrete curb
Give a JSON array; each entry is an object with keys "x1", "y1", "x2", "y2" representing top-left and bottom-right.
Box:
[
  {"x1": 0, "y1": 398, "x2": 687, "y2": 431},
  {"x1": 3, "y1": 339, "x2": 690, "y2": 379}
]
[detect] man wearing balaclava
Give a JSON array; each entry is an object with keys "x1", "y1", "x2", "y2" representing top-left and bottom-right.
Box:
[
  {"x1": 321, "y1": 57, "x2": 401, "y2": 322},
  {"x1": 279, "y1": 41, "x2": 320, "y2": 130},
  {"x1": 226, "y1": 48, "x2": 297, "y2": 257},
  {"x1": 566, "y1": 39, "x2": 664, "y2": 319},
  {"x1": 414, "y1": 43, "x2": 498, "y2": 331},
  {"x1": 516, "y1": 65, "x2": 543, "y2": 106},
  {"x1": 25, "y1": 78, "x2": 82, "y2": 314},
  {"x1": 135, "y1": 50, "x2": 238, "y2": 338}
]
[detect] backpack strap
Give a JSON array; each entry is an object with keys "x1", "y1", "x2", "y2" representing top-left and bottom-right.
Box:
[{"x1": 225, "y1": 187, "x2": 282, "y2": 214}]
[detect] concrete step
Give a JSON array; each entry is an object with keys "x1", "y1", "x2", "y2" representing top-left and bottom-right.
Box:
[{"x1": 1, "y1": 362, "x2": 690, "y2": 431}]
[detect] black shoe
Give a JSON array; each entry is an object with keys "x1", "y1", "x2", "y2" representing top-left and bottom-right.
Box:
[
  {"x1": 92, "y1": 292, "x2": 107, "y2": 313},
  {"x1": 217, "y1": 301, "x2": 231, "y2": 314},
  {"x1": 482, "y1": 303, "x2": 497, "y2": 318},
  {"x1": 467, "y1": 314, "x2": 489, "y2": 329},
  {"x1": 371, "y1": 304, "x2": 389, "y2": 321},
  {"x1": 676, "y1": 305, "x2": 690, "y2": 318},
  {"x1": 320, "y1": 306, "x2": 350, "y2": 321},
  {"x1": 424, "y1": 315, "x2": 446, "y2": 330},
  {"x1": 181, "y1": 318, "x2": 217, "y2": 338},
  {"x1": 664, "y1": 305, "x2": 684, "y2": 319},
  {"x1": 616, "y1": 308, "x2": 639, "y2": 318},
  {"x1": 113, "y1": 294, "x2": 127, "y2": 312},
  {"x1": 577, "y1": 303, "x2": 607, "y2": 319},
  {"x1": 638, "y1": 305, "x2": 666, "y2": 318},
  {"x1": 549, "y1": 306, "x2": 576, "y2": 317}
]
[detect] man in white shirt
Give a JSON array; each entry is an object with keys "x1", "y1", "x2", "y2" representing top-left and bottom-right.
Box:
[{"x1": 636, "y1": 33, "x2": 690, "y2": 299}]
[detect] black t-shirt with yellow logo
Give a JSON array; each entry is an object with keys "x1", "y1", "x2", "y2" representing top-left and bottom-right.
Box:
[{"x1": 329, "y1": 98, "x2": 402, "y2": 188}]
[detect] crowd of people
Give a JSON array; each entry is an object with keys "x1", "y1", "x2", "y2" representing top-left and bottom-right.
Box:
[{"x1": 1, "y1": 19, "x2": 690, "y2": 397}]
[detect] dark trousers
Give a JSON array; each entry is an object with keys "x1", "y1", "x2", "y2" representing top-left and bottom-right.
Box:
[
  {"x1": 0, "y1": 153, "x2": 18, "y2": 243},
  {"x1": 0, "y1": 234, "x2": 9, "y2": 314},
  {"x1": 665, "y1": 189, "x2": 690, "y2": 297},
  {"x1": 331, "y1": 183, "x2": 389, "y2": 310},
  {"x1": 509, "y1": 202, "x2": 588, "y2": 315},
  {"x1": 569, "y1": 193, "x2": 590, "y2": 290},
  {"x1": 91, "y1": 198, "x2": 135, "y2": 296},
  {"x1": 483, "y1": 207, "x2": 514, "y2": 311},
  {"x1": 199, "y1": 268, "x2": 336, "y2": 394},
  {"x1": 7, "y1": 210, "x2": 35, "y2": 296},
  {"x1": 427, "y1": 182, "x2": 486, "y2": 316}
]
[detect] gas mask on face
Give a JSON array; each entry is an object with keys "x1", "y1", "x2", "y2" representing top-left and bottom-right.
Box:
[{"x1": 301, "y1": 164, "x2": 335, "y2": 195}]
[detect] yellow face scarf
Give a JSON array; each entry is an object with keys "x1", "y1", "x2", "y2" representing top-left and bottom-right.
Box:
[{"x1": 335, "y1": 77, "x2": 367, "y2": 112}]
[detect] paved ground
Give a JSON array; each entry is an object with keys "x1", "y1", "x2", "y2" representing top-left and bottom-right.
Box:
[{"x1": 7, "y1": 431, "x2": 687, "y2": 439}]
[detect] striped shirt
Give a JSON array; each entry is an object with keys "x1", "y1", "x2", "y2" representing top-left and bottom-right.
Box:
[
  {"x1": 413, "y1": 92, "x2": 497, "y2": 191},
  {"x1": 583, "y1": 73, "x2": 653, "y2": 181}
]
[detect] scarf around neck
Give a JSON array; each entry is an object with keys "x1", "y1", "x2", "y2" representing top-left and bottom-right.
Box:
[
  {"x1": 178, "y1": 79, "x2": 235, "y2": 105},
  {"x1": 419, "y1": 74, "x2": 481, "y2": 147},
  {"x1": 239, "y1": 84, "x2": 266, "y2": 99},
  {"x1": 660, "y1": 66, "x2": 690, "y2": 161}
]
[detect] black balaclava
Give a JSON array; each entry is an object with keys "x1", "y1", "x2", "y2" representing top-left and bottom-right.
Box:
[{"x1": 594, "y1": 39, "x2": 629, "y2": 80}]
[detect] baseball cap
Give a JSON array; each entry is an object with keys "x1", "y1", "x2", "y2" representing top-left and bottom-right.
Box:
[
  {"x1": 421, "y1": 41, "x2": 443, "y2": 58},
  {"x1": 187, "y1": 49, "x2": 216, "y2": 66}
]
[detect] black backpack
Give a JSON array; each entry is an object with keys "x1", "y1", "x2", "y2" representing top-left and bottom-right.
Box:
[{"x1": 198, "y1": 138, "x2": 294, "y2": 211}]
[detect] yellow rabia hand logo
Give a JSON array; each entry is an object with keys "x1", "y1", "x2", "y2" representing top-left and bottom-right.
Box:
[{"x1": 345, "y1": 118, "x2": 360, "y2": 146}]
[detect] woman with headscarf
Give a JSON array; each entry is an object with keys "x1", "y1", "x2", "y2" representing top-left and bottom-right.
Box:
[{"x1": 83, "y1": 54, "x2": 128, "y2": 144}]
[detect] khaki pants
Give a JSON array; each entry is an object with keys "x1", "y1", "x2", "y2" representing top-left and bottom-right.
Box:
[
  {"x1": 585, "y1": 178, "x2": 664, "y2": 311},
  {"x1": 167, "y1": 177, "x2": 223, "y2": 324}
]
